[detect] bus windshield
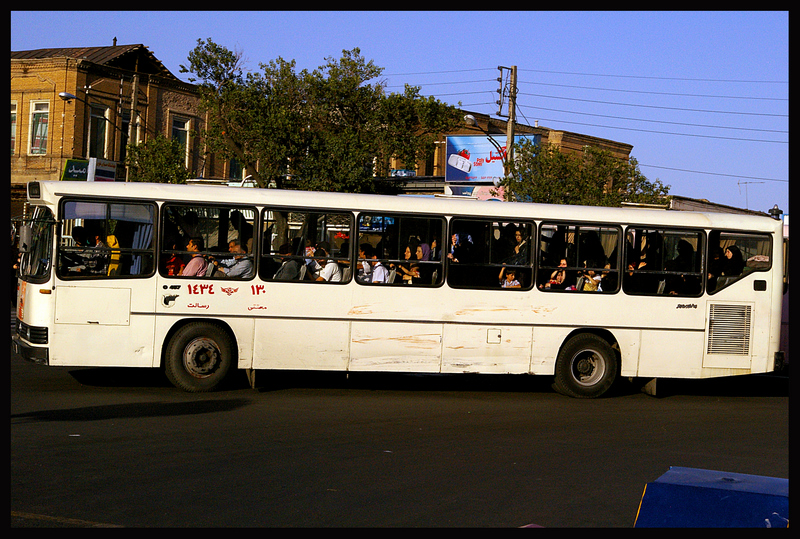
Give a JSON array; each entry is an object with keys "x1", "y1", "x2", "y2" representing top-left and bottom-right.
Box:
[{"x1": 18, "y1": 206, "x2": 55, "y2": 282}]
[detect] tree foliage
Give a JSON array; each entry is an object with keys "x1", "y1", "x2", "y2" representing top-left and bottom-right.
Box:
[
  {"x1": 181, "y1": 39, "x2": 462, "y2": 192},
  {"x1": 502, "y1": 139, "x2": 670, "y2": 207},
  {"x1": 125, "y1": 134, "x2": 191, "y2": 184}
]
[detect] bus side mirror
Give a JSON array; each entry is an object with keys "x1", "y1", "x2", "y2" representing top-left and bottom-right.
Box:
[{"x1": 18, "y1": 224, "x2": 32, "y2": 254}]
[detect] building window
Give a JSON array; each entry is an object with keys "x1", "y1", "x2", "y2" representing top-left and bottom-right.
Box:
[
  {"x1": 171, "y1": 116, "x2": 190, "y2": 166},
  {"x1": 11, "y1": 102, "x2": 17, "y2": 155},
  {"x1": 89, "y1": 105, "x2": 108, "y2": 159},
  {"x1": 29, "y1": 100, "x2": 49, "y2": 155}
]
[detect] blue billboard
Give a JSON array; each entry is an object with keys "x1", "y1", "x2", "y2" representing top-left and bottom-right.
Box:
[{"x1": 445, "y1": 134, "x2": 539, "y2": 182}]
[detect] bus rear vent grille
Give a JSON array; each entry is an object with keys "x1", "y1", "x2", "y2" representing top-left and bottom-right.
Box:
[{"x1": 707, "y1": 304, "x2": 751, "y2": 355}]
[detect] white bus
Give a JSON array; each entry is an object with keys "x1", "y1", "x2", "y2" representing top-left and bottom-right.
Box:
[{"x1": 13, "y1": 180, "x2": 787, "y2": 398}]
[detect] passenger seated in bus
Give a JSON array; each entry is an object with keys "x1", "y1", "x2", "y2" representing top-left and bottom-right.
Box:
[
  {"x1": 722, "y1": 245, "x2": 745, "y2": 276},
  {"x1": 213, "y1": 240, "x2": 254, "y2": 279},
  {"x1": 429, "y1": 237, "x2": 441, "y2": 261},
  {"x1": 62, "y1": 225, "x2": 90, "y2": 273},
  {"x1": 106, "y1": 234, "x2": 121, "y2": 276},
  {"x1": 410, "y1": 243, "x2": 433, "y2": 284},
  {"x1": 76, "y1": 224, "x2": 110, "y2": 275},
  {"x1": 447, "y1": 233, "x2": 471, "y2": 263},
  {"x1": 499, "y1": 266, "x2": 521, "y2": 288},
  {"x1": 665, "y1": 240, "x2": 696, "y2": 295},
  {"x1": 391, "y1": 243, "x2": 417, "y2": 282},
  {"x1": 273, "y1": 243, "x2": 302, "y2": 280},
  {"x1": 539, "y1": 258, "x2": 569, "y2": 290},
  {"x1": 580, "y1": 261, "x2": 603, "y2": 292},
  {"x1": 707, "y1": 245, "x2": 724, "y2": 290},
  {"x1": 504, "y1": 227, "x2": 530, "y2": 265},
  {"x1": 315, "y1": 247, "x2": 341, "y2": 282},
  {"x1": 163, "y1": 241, "x2": 186, "y2": 276},
  {"x1": 370, "y1": 252, "x2": 390, "y2": 284},
  {"x1": 357, "y1": 244, "x2": 373, "y2": 283},
  {"x1": 178, "y1": 237, "x2": 208, "y2": 277}
]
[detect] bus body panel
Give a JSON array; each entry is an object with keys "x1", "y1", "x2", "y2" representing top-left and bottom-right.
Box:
[{"x1": 14, "y1": 181, "x2": 786, "y2": 396}]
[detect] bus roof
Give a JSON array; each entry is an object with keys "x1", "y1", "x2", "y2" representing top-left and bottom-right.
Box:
[{"x1": 28, "y1": 180, "x2": 782, "y2": 234}]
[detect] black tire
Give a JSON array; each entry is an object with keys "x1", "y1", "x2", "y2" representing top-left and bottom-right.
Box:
[
  {"x1": 164, "y1": 322, "x2": 233, "y2": 392},
  {"x1": 552, "y1": 333, "x2": 618, "y2": 398}
]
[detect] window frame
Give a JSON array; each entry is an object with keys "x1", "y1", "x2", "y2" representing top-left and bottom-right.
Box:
[
  {"x1": 446, "y1": 217, "x2": 536, "y2": 291},
  {"x1": 537, "y1": 221, "x2": 622, "y2": 294},
  {"x1": 622, "y1": 226, "x2": 706, "y2": 297},
  {"x1": 356, "y1": 211, "x2": 445, "y2": 287},
  {"x1": 707, "y1": 230, "x2": 772, "y2": 294},
  {"x1": 28, "y1": 100, "x2": 49, "y2": 155},
  {"x1": 261, "y1": 206, "x2": 355, "y2": 284},
  {"x1": 57, "y1": 198, "x2": 157, "y2": 280},
  {"x1": 160, "y1": 202, "x2": 257, "y2": 280}
]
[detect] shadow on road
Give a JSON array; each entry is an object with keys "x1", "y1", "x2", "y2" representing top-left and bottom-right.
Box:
[{"x1": 10, "y1": 397, "x2": 252, "y2": 424}]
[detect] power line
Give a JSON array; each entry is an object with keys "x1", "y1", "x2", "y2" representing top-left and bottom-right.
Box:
[
  {"x1": 519, "y1": 104, "x2": 787, "y2": 135},
  {"x1": 639, "y1": 164, "x2": 788, "y2": 183},
  {"x1": 517, "y1": 67, "x2": 788, "y2": 85},
  {"x1": 516, "y1": 79, "x2": 787, "y2": 102},
  {"x1": 513, "y1": 110, "x2": 787, "y2": 144},
  {"x1": 516, "y1": 91, "x2": 787, "y2": 118}
]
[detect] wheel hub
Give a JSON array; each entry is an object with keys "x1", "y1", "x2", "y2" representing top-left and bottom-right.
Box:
[{"x1": 183, "y1": 337, "x2": 221, "y2": 377}]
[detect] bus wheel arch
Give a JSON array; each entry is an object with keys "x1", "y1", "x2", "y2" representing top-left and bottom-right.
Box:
[
  {"x1": 163, "y1": 319, "x2": 237, "y2": 392},
  {"x1": 552, "y1": 329, "x2": 620, "y2": 398}
]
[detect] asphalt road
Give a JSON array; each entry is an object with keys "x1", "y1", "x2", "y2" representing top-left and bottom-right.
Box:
[{"x1": 10, "y1": 337, "x2": 789, "y2": 528}]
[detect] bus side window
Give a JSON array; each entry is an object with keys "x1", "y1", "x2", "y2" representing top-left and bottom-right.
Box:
[
  {"x1": 356, "y1": 213, "x2": 444, "y2": 286},
  {"x1": 447, "y1": 219, "x2": 534, "y2": 290},
  {"x1": 708, "y1": 231, "x2": 771, "y2": 294},
  {"x1": 161, "y1": 204, "x2": 255, "y2": 279},
  {"x1": 58, "y1": 200, "x2": 155, "y2": 279},
  {"x1": 623, "y1": 228, "x2": 704, "y2": 296},
  {"x1": 262, "y1": 209, "x2": 354, "y2": 283},
  {"x1": 538, "y1": 223, "x2": 620, "y2": 293}
]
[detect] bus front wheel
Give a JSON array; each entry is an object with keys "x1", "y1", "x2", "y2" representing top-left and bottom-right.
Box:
[
  {"x1": 164, "y1": 322, "x2": 233, "y2": 392},
  {"x1": 552, "y1": 334, "x2": 618, "y2": 398}
]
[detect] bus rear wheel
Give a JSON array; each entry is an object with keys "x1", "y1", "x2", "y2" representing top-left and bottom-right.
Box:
[
  {"x1": 164, "y1": 322, "x2": 233, "y2": 392},
  {"x1": 552, "y1": 334, "x2": 618, "y2": 398}
]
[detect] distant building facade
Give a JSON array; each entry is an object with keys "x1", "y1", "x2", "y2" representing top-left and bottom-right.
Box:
[{"x1": 11, "y1": 43, "x2": 236, "y2": 217}]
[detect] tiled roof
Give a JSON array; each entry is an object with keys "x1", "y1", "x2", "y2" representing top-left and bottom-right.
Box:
[{"x1": 11, "y1": 44, "x2": 177, "y2": 79}]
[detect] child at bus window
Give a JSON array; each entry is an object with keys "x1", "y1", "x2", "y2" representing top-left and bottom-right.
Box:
[
  {"x1": 178, "y1": 237, "x2": 208, "y2": 277},
  {"x1": 499, "y1": 266, "x2": 521, "y2": 288},
  {"x1": 540, "y1": 258, "x2": 569, "y2": 290},
  {"x1": 580, "y1": 260, "x2": 603, "y2": 292}
]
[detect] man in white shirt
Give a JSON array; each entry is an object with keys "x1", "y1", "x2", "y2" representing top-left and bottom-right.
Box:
[
  {"x1": 370, "y1": 256, "x2": 389, "y2": 283},
  {"x1": 314, "y1": 248, "x2": 341, "y2": 282}
]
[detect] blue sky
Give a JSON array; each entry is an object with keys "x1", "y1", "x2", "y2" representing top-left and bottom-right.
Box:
[{"x1": 11, "y1": 11, "x2": 788, "y2": 216}]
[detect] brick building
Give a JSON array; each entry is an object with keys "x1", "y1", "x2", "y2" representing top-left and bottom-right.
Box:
[{"x1": 11, "y1": 43, "x2": 234, "y2": 217}]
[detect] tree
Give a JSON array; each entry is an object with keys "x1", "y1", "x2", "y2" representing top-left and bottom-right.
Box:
[
  {"x1": 125, "y1": 134, "x2": 191, "y2": 184},
  {"x1": 181, "y1": 39, "x2": 462, "y2": 192},
  {"x1": 502, "y1": 139, "x2": 670, "y2": 207}
]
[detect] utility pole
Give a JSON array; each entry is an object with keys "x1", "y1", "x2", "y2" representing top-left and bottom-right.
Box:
[{"x1": 496, "y1": 65, "x2": 517, "y2": 174}]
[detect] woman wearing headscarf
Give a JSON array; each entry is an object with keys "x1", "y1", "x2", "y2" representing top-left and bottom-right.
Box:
[
  {"x1": 722, "y1": 244, "x2": 745, "y2": 276},
  {"x1": 404, "y1": 243, "x2": 433, "y2": 285}
]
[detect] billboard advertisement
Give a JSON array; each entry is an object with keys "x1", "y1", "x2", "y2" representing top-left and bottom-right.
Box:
[{"x1": 445, "y1": 134, "x2": 539, "y2": 183}]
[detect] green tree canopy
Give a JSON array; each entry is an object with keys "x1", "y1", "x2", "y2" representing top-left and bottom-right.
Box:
[
  {"x1": 125, "y1": 134, "x2": 191, "y2": 184},
  {"x1": 181, "y1": 39, "x2": 462, "y2": 192},
  {"x1": 502, "y1": 139, "x2": 670, "y2": 207}
]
